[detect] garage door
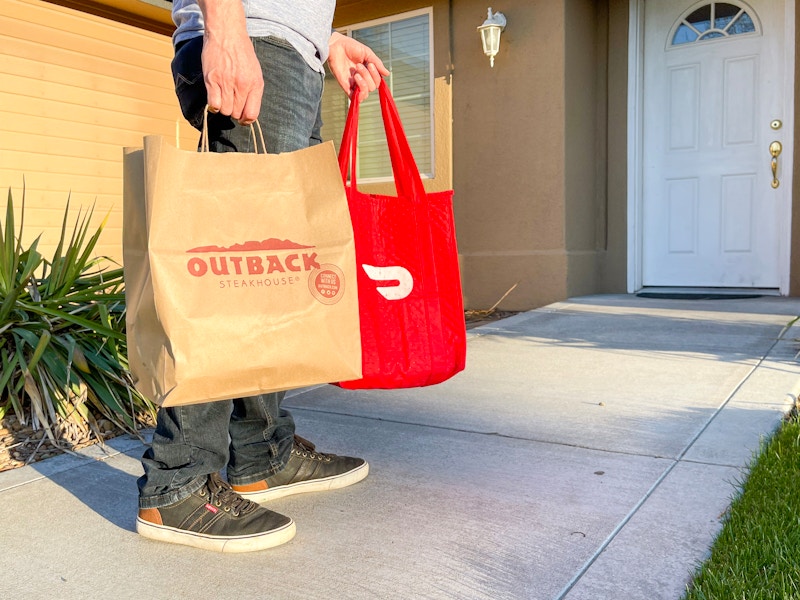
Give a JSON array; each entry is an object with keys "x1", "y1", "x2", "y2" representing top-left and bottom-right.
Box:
[{"x1": 0, "y1": 0, "x2": 196, "y2": 263}]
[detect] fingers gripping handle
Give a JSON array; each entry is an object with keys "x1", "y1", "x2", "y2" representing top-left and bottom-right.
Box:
[{"x1": 201, "y1": 106, "x2": 267, "y2": 154}]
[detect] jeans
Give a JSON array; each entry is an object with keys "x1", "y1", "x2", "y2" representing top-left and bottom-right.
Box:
[{"x1": 138, "y1": 35, "x2": 326, "y2": 509}]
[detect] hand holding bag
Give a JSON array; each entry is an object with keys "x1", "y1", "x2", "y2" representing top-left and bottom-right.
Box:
[
  {"x1": 337, "y1": 80, "x2": 466, "y2": 389},
  {"x1": 123, "y1": 126, "x2": 362, "y2": 407}
]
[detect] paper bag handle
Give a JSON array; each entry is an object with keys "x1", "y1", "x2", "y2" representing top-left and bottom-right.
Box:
[
  {"x1": 338, "y1": 80, "x2": 426, "y2": 200},
  {"x1": 200, "y1": 106, "x2": 267, "y2": 154}
]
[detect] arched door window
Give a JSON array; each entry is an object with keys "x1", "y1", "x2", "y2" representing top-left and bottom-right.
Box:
[{"x1": 670, "y1": 2, "x2": 759, "y2": 46}]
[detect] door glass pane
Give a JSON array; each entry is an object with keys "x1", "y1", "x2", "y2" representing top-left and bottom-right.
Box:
[
  {"x1": 686, "y1": 6, "x2": 712, "y2": 32},
  {"x1": 715, "y1": 3, "x2": 740, "y2": 29},
  {"x1": 729, "y1": 13, "x2": 755, "y2": 35},
  {"x1": 673, "y1": 24, "x2": 699, "y2": 45}
]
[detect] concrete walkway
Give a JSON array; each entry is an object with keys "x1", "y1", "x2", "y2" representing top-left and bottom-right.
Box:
[{"x1": 2, "y1": 294, "x2": 799, "y2": 600}]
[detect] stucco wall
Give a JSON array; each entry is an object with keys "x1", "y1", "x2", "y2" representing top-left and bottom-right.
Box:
[
  {"x1": 563, "y1": 0, "x2": 631, "y2": 300},
  {"x1": 564, "y1": 0, "x2": 603, "y2": 298},
  {"x1": 453, "y1": 0, "x2": 569, "y2": 310},
  {"x1": 599, "y1": 0, "x2": 629, "y2": 294},
  {"x1": 337, "y1": 0, "x2": 574, "y2": 311}
]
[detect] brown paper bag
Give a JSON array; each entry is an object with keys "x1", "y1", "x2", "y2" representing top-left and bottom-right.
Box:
[{"x1": 122, "y1": 136, "x2": 362, "y2": 407}]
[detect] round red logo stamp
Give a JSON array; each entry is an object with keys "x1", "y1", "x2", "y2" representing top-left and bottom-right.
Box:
[{"x1": 308, "y1": 264, "x2": 346, "y2": 305}]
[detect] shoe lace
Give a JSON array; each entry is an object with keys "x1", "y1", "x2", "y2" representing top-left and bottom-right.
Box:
[
  {"x1": 205, "y1": 473, "x2": 259, "y2": 516},
  {"x1": 293, "y1": 435, "x2": 333, "y2": 462}
]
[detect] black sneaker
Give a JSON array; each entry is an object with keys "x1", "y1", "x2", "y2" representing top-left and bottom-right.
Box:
[
  {"x1": 136, "y1": 473, "x2": 295, "y2": 552},
  {"x1": 231, "y1": 435, "x2": 369, "y2": 502}
]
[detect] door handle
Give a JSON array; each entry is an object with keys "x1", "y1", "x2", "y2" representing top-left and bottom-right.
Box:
[{"x1": 770, "y1": 141, "x2": 782, "y2": 188}]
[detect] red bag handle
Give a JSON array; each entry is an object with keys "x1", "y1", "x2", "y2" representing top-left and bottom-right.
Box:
[
  {"x1": 338, "y1": 85, "x2": 359, "y2": 185},
  {"x1": 338, "y1": 79, "x2": 426, "y2": 200}
]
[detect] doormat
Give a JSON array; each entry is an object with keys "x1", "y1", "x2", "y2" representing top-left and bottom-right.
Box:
[{"x1": 636, "y1": 292, "x2": 763, "y2": 300}]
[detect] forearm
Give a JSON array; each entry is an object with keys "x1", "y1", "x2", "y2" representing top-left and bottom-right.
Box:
[
  {"x1": 196, "y1": 0, "x2": 263, "y2": 124},
  {"x1": 198, "y1": 0, "x2": 249, "y2": 44}
]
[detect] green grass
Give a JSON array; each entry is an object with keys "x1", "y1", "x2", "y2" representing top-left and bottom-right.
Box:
[{"x1": 684, "y1": 412, "x2": 800, "y2": 600}]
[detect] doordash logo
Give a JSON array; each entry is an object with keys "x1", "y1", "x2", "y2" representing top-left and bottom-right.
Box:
[{"x1": 362, "y1": 264, "x2": 413, "y2": 300}]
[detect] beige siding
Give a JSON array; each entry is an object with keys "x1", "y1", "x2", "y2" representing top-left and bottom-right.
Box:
[{"x1": 0, "y1": 0, "x2": 196, "y2": 264}]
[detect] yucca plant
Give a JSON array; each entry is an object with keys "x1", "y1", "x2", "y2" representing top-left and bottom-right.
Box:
[{"x1": 0, "y1": 187, "x2": 155, "y2": 450}]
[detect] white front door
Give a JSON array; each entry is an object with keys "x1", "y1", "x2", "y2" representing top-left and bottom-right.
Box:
[{"x1": 641, "y1": 0, "x2": 793, "y2": 289}]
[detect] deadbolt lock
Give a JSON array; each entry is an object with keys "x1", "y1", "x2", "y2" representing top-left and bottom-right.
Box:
[{"x1": 771, "y1": 120, "x2": 783, "y2": 130}]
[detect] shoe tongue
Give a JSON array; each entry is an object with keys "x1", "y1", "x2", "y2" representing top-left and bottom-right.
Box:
[
  {"x1": 293, "y1": 435, "x2": 316, "y2": 452},
  {"x1": 206, "y1": 472, "x2": 227, "y2": 493},
  {"x1": 206, "y1": 473, "x2": 257, "y2": 515}
]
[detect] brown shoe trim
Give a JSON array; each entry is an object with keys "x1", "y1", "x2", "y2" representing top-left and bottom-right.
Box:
[
  {"x1": 231, "y1": 480, "x2": 269, "y2": 493},
  {"x1": 138, "y1": 508, "x2": 163, "y2": 525}
]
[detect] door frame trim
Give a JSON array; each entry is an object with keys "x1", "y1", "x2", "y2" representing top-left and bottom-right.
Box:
[{"x1": 626, "y1": 0, "x2": 796, "y2": 294}]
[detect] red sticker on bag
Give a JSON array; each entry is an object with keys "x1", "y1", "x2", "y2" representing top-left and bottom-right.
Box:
[{"x1": 309, "y1": 265, "x2": 345, "y2": 305}]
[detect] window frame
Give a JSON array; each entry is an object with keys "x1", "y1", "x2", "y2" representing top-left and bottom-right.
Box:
[{"x1": 328, "y1": 7, "x2": 435, "y2": 183}]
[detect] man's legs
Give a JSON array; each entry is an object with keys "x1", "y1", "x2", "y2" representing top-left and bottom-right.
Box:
[
  {"x1": 136, "y1": 400, "x2": 295, "y2": 553},
  {"x1": 137, "y1": 393, "x2": 293, "y2": 506},
  {"x1": 136, "y1": 36, "x2": 366, "y2": 551},
  {"x1": 138, "y1": 35, "x2": 308, "y2": 507},
  {"x1": 208, "y1": 35, "x2": 368, "y2": 498},
  {"x1": 139, "y1": 35, "x2": 321, "y2": 503},
  {"x1": 139, "y1": 400, "x2": 233, "y2": 506}
]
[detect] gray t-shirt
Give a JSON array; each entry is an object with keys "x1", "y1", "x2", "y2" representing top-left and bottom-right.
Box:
[{"x1": 172, "y1": 0, "x2": 336, "y2": 73}]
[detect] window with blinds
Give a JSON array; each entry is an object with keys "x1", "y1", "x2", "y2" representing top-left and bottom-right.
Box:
[{"x1": 321, "y1": 9, "x2": 433, "y2": 181}]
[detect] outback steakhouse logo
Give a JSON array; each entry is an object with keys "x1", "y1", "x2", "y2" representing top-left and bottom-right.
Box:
[
  {"x1": 185, "y1": 238, "x2": 345, "y2": 304},
  {"x1": 308, "y1": 265, "x2": 346, "y2": 305}
]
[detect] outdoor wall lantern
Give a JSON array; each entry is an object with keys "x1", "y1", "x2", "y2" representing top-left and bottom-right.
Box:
[{"x1": 477, "y1": 8, "x2": 507, "y2": 68}]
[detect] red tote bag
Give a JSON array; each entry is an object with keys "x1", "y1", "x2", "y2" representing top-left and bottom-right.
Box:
[{"x1": 337, "y1": 80, "x2": 466, "y2": 389}]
